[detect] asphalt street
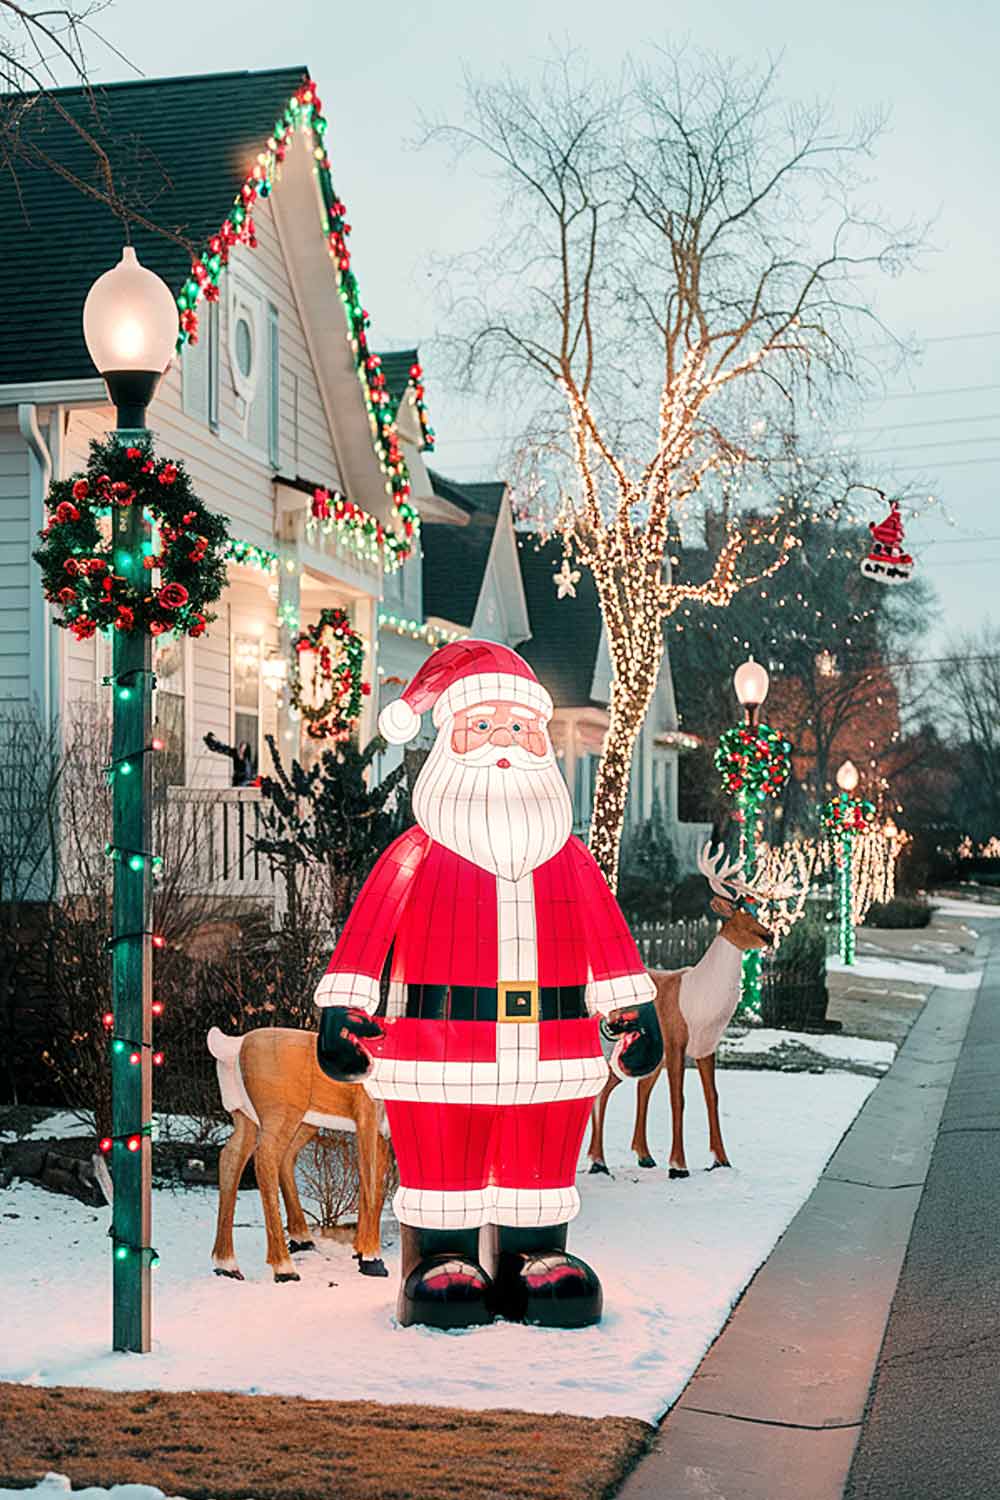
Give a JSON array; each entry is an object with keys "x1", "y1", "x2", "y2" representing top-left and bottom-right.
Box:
[{"x1": 845, "y1": 945, "x2": 1000, "y2": 1500}]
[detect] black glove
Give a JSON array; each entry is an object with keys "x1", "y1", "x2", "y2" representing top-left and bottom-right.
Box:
[
  {"x1": 317, "y1": 1006, "x2": 384, "y2": 1082},
  {"x1": 601, "y1": 1001, "x2": 664, "y2": 1080}
]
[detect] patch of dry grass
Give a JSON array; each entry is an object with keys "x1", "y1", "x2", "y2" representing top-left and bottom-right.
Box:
[{"x1": 0, "y1": 1384, "x2": 652, "y2": 1500}]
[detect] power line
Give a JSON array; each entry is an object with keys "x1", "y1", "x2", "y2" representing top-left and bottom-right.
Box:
[{"x1": 854, "y1": 411, "x2": 1000, "y2": 436}]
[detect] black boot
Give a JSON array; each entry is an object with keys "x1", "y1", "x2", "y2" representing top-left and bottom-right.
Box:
[
  {"x1": 397, "y1": 1225, "x2": 494, "y2": 1330},
  {"x1": 491, "y1": 1224, "x2": 602, "y2": 1329}
]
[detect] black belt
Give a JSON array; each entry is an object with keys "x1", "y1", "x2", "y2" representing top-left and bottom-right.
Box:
[{"x1": 405, "y1": 982, "x2": 587, "y2": 1023}]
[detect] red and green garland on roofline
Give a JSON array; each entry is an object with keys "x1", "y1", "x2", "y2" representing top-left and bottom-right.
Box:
[{"x1": 174, "y1": 77, "x2": 424, "y2": 568}]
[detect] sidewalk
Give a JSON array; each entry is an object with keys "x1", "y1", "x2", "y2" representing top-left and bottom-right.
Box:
[
  {"x1": 618, "y1": 927, "x2": 988, "y2": 1500},
  {"x1": 844, "y1": 944, "x2": 1000, "y2": 1499}
]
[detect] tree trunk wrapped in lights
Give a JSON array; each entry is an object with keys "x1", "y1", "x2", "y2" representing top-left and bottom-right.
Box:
[{"x1": 430, "y1": 49, "x2": 923, "y2": 885}]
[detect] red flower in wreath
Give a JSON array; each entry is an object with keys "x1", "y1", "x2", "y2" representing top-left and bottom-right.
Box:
[
  {"x1": 158, "y1": 582, "x2": 189, "y2": 610},
  {"x1": 125, "y1": 447, "x2": 143, "y2": 460},
  {"x1": 63, "y1": 558, "x2": 81, "y2": 576},
  {"x1": 110, "y1": 481, "x2": 135, "y2": 506},
  {"x1": 158, "y1": 464, "x2": 179, "y2": 486},
  {"x1": 71, "y1": 617, "x2": 97, "y2": 640},
  {"x1": 86, "y1": 558, "x2": 107, "y2": 576},
  {"x1": 142, "y1": 460, "x2": 155, "y2": 474},
  {"x1": 54, "y1": 501, "x2": 80, "y2": 524},
  {"x1": 115, "y1": 606, "x2": 135, "y2": 632},
  {"x1": 57, "y1": 587, "x2": 77, "y2": 604},
  {"x1": 71, "y1": 479, "x2": 90, "y2": 501},
  {"x1": 149, "y1": 621, "x2": 168, "y2": 636},
  {"x1": 188, "y1": 613, "x2": 207, "y2": 638}
]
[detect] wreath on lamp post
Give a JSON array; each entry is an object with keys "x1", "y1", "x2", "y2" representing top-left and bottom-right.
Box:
[
  {"x1": 821, "y1": 793, "x2": 877, "y2": 836},
  {"x1": 715, "y1": 722, "x2": 792, "y2": 816},
  {"x1": 33, "y1": 436, "x2": 229, "y2": 640},
  {"x1": 289, "y1": 606, "x2": 370, "y2": 740}
]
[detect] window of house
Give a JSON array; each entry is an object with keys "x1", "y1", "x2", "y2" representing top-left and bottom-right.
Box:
[
  {"x1": 152, "y1": 636, "x2": 186, "y2": 787},
  {"x1": 231, "y1": 633, "x2": 261, "y2": 785},
  {"x1": 226, "y1": 272, "x2": 279, "y2": 464}
]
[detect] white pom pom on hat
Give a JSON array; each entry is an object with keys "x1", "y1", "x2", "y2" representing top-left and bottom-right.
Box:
[{"x1": 378, "y1": 697, "x2": 422, "y2": 745}]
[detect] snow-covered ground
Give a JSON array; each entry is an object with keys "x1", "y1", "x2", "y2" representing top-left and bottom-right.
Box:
[
  {"x1": 827, "y1": 955, "x2": 982, "y2": 989},
  {"x1": 0, "y1": 1480, "x2": 182, "y2": 1500},
  {"x1": 720, "y1": 1028, "x2": 896, "y2": 1070},
  {"x1": 0, "y1": 1068, "x2": 873, "y2": 1424},
  {"x1": 931, "y1": 897, "x2": 1000, "y2": 919}
]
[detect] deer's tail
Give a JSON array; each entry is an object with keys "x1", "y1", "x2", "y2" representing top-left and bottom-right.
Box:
[{"x1": 207, "y1": 1028, "x2": 259, "y2": 1126}]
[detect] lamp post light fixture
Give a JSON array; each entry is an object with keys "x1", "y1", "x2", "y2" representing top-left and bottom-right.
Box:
[
  {"x1": 83, "y1": 245, "x2": 177, "y2": 1355},
  {"x1": 733, "y1": 655, "x2": 770, "y2": 727}
]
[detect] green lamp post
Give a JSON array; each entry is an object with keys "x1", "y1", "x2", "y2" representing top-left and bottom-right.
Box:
[
  {"x1": 731, "y1": 657, "x2": 770, "y2": 1013},
  {"x1": 83, "y1": 246, "x2": 178, "y2": 1354},
  {"x1": 823, "y1": 758, "x2": 877, "y2": 967}
]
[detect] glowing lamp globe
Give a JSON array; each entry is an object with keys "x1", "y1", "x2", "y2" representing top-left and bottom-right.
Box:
[
  {"x1": 836, "y1": 759, "x2": 860, "y2": 793},
  {"x1": 733, "y1": 656, "x2": 769, "y2": 723},
  {"x1": 83, "y1": 246, "x2": 178, "y2": 429}
]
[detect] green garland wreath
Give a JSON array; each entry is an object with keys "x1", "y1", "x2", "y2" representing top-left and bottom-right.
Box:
[
  {"x1": 715, "y1": 722, "x2": 792, "y2": 803},
  {"x1": 821, "y1": 793, "x2": 876, "y2": 836},
  {"x1": 33, "y1": 436, "x2": 229, "y2": 641},
  {"x1": 289, "y1": 606, "x2": 370, "y2": 741}
]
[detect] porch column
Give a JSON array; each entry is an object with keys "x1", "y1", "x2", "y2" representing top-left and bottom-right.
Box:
[
  {"x1": 353, "y1": 594, "x2": 379, "y2": 745},
  {"x1": 277, "y1": 524, "x2": 301, "y2": 759}
]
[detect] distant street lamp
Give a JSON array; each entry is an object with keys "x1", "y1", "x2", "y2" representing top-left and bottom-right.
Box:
[
  {"x1": 84, "y1": 245, "x2": 176, "y2": 1355},
  {"x1": 824, "y1": 759, "x2": 873, "y2": 967},
  {"x1": 717, "y1": 657, "x2": 791, "y2": 1016}
]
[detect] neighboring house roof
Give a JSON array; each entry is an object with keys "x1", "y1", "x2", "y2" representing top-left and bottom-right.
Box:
[
  {"x1": 516, "y1": 535, "x2": 606, "y2": 710},
  {"x1": 376, "y1": 349, "x2": 435, "y2": 451},
  {"x1": 0, "y1": 66, "x2": 307, "y2": 385},
  {"x1": 420, "y1": 469, "x2": 504, "y2": 627}
]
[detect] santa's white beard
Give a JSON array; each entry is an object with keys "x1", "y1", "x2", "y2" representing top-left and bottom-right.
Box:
[{"x1": 412, "y1": 731, "x2": 574, "y2": 881}]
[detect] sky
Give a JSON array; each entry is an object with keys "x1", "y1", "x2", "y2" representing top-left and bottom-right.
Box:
[{"x1": 83, "y1": 0, "x2": 1000, "y2": 647}]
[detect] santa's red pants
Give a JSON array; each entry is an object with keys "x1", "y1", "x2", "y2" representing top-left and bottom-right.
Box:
[{"x1": 386, "y1": 1097, "x2": 593, "y2": 1230}]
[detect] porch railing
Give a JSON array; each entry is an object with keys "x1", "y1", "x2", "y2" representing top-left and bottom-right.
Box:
[{"x1": 166, "y1": 786, "x2": 275, "y2": 896}]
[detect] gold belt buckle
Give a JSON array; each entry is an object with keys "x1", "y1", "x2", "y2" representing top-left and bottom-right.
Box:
[{"x1": 498, "y1": 981, "x2": 539, "y2": 1023}]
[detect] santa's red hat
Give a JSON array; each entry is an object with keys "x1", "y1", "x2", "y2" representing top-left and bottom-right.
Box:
[{"x1": 377, "y1": 640, "x2": 553, "y2": 745}]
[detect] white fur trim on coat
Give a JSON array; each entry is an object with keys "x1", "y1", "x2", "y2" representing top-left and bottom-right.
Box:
[{"x1": 314, "y1": 971, "x2": 381, "y2": 1013}]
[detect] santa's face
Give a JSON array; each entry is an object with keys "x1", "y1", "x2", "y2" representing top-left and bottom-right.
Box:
[{"x1": 413, "y1": 697, "x2": 573, "y2": 881}]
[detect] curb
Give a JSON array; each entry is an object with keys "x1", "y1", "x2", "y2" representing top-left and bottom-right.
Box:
[{"x1": 616, "y1": 958, "x2": 985, "y2": 1500}]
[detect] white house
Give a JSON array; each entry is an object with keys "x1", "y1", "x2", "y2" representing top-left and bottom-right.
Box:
[{"x1": 1, "y1": 63, "x2": 706, "y2": 891}]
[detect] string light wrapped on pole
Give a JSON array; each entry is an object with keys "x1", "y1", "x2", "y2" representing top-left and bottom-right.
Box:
[
  {"x1": 715, "y1": 657, "x2": 792, "y2": 1017},
  {"x1": 821, "y1": 759, "x2": 876, "y2": 966},
  {"x1": 83, "y1": 246, "x2": 178, "y2": 1353}
]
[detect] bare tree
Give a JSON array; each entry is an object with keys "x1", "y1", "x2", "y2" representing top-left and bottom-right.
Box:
[
  {"x1": 427, "y1": 47, "x2": 923, "y2": 884},
  {"x1": 939, "y1": 624, "x2": 1000, "y2": 839}
]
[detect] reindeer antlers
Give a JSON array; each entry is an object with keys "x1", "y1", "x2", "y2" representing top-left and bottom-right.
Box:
[{"x1": 697, "y1": 841, "x2": 781, "y2": 905}]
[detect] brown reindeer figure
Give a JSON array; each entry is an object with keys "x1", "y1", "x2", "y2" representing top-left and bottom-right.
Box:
[
  {"x1": 588, "y1": 844, "x2": 775, "y2": 1179},
  {"x1": 208, "y1": 1026, "x2": 391, "y2": 1282}
]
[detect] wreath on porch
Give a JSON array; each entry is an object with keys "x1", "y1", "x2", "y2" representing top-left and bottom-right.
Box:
[
  {"x1": 288, "y1": 606, "x2": 370, "y2": 740},
  {"x1": 33, "y1": 435, "x2": 229, "y2": 641}
]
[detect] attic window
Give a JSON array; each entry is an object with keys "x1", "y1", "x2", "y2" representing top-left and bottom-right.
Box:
[{"x1": 234, "y1": 315, "x2": 253, "y2": 380}]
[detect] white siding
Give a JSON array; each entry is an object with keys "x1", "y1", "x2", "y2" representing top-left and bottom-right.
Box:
[{"x1": 0, "y1": 417, "x2": 31, "y2": 703}]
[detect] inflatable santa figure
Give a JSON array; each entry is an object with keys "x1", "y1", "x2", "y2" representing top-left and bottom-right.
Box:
[{"x1": 315, "y1": 641, "x2": 662, "y2": 1330}]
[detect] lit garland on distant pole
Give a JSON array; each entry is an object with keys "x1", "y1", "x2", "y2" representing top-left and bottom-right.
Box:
[
  {"x1": 715, "y1": 657, "x2": 792, "y2": 1016},
  {"x1": 822, "y1": 760, "x2": 876, "y2": 964}
]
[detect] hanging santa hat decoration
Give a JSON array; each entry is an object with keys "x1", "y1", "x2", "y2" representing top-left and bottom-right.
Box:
[
  {"x1": 860, "y1": 494, "x2": 913, "y2": 586},
  {"x1": 377, "y1": 639, "x2": 553, "y2": 744}
]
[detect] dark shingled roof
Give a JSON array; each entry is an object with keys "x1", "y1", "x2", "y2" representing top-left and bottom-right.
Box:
[
  {"x1": 420, "y1": 469, "x2": 503, "y2": 626},
  {"x1": 0, "y1": 66, "x2": 307, "y2": 386},
  {"x1": 517, "y1": 535, "x2": 605, "y2": 709}
]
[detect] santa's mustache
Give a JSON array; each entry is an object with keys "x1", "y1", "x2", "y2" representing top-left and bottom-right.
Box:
[{"x1": 446, "y1": 741, "x2": 553, "y2": 770}]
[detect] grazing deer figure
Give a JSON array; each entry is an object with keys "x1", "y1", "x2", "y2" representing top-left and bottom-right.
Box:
[
  {"x1": 208, "y1": 1026, "x2": 391, "y2": 1283},
  {"x1": 588, "y1": 844, "x2": 776, "y2": 1179}
]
